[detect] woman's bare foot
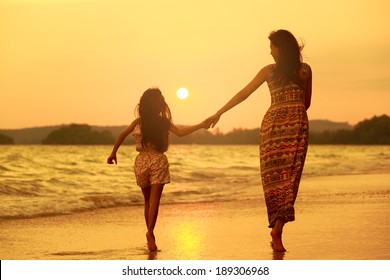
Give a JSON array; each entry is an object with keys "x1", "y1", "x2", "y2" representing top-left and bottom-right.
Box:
[
  {"x1": 270, "y1": 229, "x2": 286, "y2": 252},
  {"x1": 146, "y1": 231, "x2": 157, "y2": 252}
]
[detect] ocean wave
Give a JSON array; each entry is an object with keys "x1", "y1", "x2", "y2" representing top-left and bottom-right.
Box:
[
  {"x1": 81, "y1": 193, "x2": 143, "y2": 208},
  {"x1": 0, "y1": 165, "x2": 12, "y2": 172},
  {"x1": 228, "y1": 165, "x2": 259, "y2": 171},
  {"x1": 1, "y1": 145, "x2": 389, "y2": 220},
  {"x1": 187, "y1": 171, "x2": 219, "y2": 180},
  {"x1": 0, "y1": 194, "x2": 142, "y2": 220},
  {"x1": 0, "y1": 181, "x2": 43, "y2": 196},
  {"x1": 168, "y1": 189, "x2": 208, "y2": 197},
  {"x1": 300, "y1": 189, "x2": 390, "y2": 204},
  {"x1": 52, "y1": 166, "x2": 97, "y2": 176},
  {"x1": 1, "y1": 183, "x2": 389, "y2": 220},
  {"x1": 5, "y1": 153, "x2": 30, "y2": 162}
]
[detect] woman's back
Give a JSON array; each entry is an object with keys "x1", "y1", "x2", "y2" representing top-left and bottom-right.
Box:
[{"x1": 266, "y1": 63, "x2": 311, "y2": 109}]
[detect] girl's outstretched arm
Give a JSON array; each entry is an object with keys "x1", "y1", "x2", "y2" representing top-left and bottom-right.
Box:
[
  {"x1": 206, "y1": 65, "x2": 269, "y2": 128},
  {"x1": 107, "y1": 118, "x2": 139, "y2": 164},
  {"x1": 169, "y1": 120, "x2": 207, "y2": 137}
]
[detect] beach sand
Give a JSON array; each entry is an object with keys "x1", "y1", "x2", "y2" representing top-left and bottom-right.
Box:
[{"x1": 1, "y1": 174, "x2": 389, "y2": 260}]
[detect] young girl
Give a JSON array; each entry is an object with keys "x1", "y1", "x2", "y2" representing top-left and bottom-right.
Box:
[{"x1": 107, "y1": 88, "x2": 207, "y2": 252}]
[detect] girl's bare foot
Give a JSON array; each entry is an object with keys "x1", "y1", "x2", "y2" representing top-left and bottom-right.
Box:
[
  {"x1": 270, "y1": 228, "x2": 286, "y2": 252},
  {"x1": 146, "y1": 231, "x2": 157, "y2": 252}
]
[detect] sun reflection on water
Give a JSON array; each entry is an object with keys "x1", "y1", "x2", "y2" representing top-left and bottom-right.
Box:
[{"x1": 170, "y1": 220, "x2": 205, "y2": 259}]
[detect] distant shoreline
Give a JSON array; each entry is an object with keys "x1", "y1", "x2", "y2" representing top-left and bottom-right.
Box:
[
  {"x1": 0, "y1": 119, "x2": 353, "y2": 133},
  {"x1": 1, "y1": 115, "x2": 389, "y2": 145}
]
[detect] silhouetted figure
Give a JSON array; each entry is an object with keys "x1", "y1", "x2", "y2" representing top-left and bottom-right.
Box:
[
  {"x1": 206, "y1": 30, "x2": 312, "y2": 252},
  {"x1": 108, "y1": 88, "x2": 207, "y2": 252}
]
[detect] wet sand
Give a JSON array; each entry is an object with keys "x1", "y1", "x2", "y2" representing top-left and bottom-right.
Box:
[{"x1": 1, "y1": 174, "x2": 389, "y2": 260}]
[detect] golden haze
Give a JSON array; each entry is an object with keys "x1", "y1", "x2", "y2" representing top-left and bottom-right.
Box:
[{"x1": 0, "y1": 0, "x2": 389, "y2": 132}]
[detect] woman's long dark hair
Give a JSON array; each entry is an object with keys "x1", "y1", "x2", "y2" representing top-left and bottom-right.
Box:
[
  {"x1": 269, "y1": 29, "x2": 304, "y2": 88},
  {"x1": 137, "y1": 88, "x2": 172, "y2": 152}
]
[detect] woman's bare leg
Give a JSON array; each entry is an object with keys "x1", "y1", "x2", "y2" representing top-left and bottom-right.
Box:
[{"x1": 270, "y1": 218, "x2": 286, "y2": 252}]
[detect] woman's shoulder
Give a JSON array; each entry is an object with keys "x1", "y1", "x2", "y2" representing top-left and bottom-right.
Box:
[
  {"x1": 301, "y1": 62, "x2": 312, "y2": 72},
  {"x1": 261, "y1": 64, "x2": 276, "y2": 79},
  {"x1": 264, "y1": 63, "x2": 276, "y2": 71},
  {"x1": 300, "y1": 63, "x2": 312, "y2": 79}
]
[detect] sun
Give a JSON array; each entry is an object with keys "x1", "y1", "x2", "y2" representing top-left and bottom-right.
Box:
[{"x1": 176, "y1": 87, "x2": 189, "y2": 100}]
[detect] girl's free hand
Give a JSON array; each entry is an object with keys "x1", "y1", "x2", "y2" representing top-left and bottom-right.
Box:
[{"x1": 107, "y1": 154, "x2": 117, "y2": 165}]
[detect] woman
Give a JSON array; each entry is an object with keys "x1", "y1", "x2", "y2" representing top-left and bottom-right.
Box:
[{"x1": 206, "y1": 30, "x2": 312, "y2": 252}]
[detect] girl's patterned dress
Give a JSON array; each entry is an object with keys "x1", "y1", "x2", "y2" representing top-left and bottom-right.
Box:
[
  {"x1": 132, "y1": 124, "x2": 170, "y2": 188},
  {"x1": 260, "y1": 63, "x2": 310, "y2": 228}
]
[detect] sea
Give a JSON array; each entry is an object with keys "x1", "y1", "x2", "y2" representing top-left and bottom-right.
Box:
[{"x1": 0, "y1": 145, "x2": 389, "y2": 220}]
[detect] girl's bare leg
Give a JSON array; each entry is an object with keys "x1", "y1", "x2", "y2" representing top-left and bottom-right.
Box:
[
  {"x1": 142, "y1": 184, "x2": 164, "y2": 252},
  {"x1": 141, "y1": 187, "x2": 151, "y2": 229},
  {"x1": 147, "y1": 184, "x2": 164, "y2": 232},
  {"x1": 270, "y1": 218, "x2": 286, "y2": 252}
]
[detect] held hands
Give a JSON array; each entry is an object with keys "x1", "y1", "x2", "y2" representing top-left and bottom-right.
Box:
[
  {"x1": 107, "y1": 154, "x2": 117, "y2": 165},
  {"x1": 203, "y1": 113, "x2": 221, "y2": 129}
]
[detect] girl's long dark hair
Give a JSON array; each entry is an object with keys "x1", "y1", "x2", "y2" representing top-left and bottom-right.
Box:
[
  {"x1": 269, "y1": 29, "x2": 304, "y2": 88},
  {"x1": 137, "y1": 88, "x2": 172, "y2": 153}
]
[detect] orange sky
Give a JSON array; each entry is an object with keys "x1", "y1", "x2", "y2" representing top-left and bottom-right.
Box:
[{"x1": 1, "y1": 0, "x2": 389, "y2": 132}]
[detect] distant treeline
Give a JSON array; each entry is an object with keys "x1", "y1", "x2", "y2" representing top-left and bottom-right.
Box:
[
  {"x1": 0, "y1": 115, "x2": 389, "y2": 145},
  {"x1": 309, "y1": 115, "x2": 390, "y2": 144},
  {"x1": 0, "y1": 133, "x2": 14, "y2": 144},
  {"x1": 41, "y1": 124, "x2": 114, "y2": 145},
  {"x1": 170, "y1": 114, "x2": 390, "y2": 145}
]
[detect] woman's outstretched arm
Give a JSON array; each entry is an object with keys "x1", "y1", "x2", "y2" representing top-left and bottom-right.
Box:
[{"x1": 206, "y1": 65, "x2": 269, "y2": 128}]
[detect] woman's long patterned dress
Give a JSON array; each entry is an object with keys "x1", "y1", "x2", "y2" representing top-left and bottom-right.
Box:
[{"x1": 260, "y1": 63, "x2": 310, "y2": 228}]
